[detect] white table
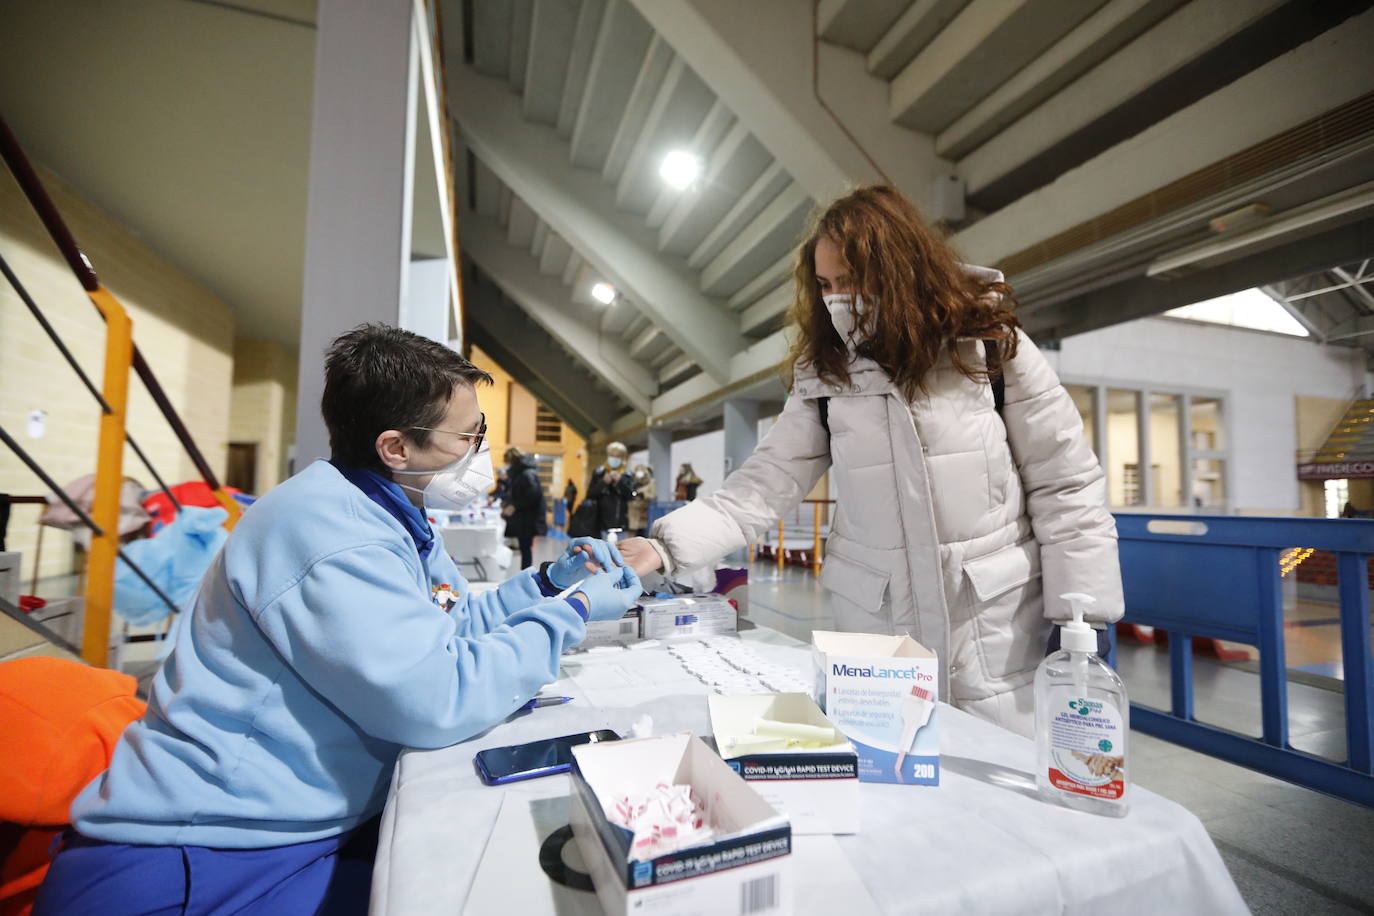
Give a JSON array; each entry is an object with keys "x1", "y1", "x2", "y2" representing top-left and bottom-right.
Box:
[
  {"x1": 370, "y1": 629, "x2": 1247, "y2": 915},
  {"x1": 438, "y1": 520, "x2": 511, "y2": 581}
]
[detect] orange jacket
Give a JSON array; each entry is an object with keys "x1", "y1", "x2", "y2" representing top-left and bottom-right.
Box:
[{"x1": 0, "y1": 657, "x2": 145, "y2": 916}]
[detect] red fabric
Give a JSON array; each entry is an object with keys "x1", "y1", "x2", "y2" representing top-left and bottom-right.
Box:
[
  {"x1": 142, "y1": 481, "x2": 242, "y2": 533},
  {"x1": 0, "y1": 658, "x2": 145, "y2": 916}
]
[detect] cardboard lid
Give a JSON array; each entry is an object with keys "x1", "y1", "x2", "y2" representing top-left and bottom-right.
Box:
[{"x1": 812, "y1": 630, "x2": 935, "y2": 659}]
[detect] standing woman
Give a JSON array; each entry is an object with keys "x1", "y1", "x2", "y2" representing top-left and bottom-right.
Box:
[{"x1": 619, "y1": 185, "x2": 1123, "y2": 736}]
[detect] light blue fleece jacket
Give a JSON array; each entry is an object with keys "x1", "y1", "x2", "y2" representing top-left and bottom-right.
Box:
[{"x1": 72, "y1": 459, "x2": 587, "y2": 848}]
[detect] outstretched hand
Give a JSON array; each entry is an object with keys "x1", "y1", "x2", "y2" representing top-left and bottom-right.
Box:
[{"x1": 617, "y1": 537, "x2": 664, "y2": 577}]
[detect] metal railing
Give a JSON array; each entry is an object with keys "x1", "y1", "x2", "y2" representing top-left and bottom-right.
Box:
[
  {"x1": 1116, "y1": 514, "x2": 1373, "y2": 807},
  {"x1": 1, "y1": 114, "x2": 241, "y2": 666}
]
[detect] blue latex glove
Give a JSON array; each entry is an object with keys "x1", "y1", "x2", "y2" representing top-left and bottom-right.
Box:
[
  {"x1": 570, "y1": 565, "x2": 643, "y2": 623},
  {"x1": 548, "y1": 537, "x2": 625, "y2": 589}
]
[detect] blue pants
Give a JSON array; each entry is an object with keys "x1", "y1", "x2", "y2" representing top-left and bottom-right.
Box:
[{"x1": 33, "y1": 817, "x2": 379, "y2": 916}]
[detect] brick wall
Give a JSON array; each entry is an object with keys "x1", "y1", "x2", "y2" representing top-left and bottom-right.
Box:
[{"x1": 1, "y1": 162, "x2": 235, "y2": 582}]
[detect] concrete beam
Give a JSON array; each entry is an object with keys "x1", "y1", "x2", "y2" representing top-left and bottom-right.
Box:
[
  {"x1": 650, "y1": 326, "x2": 790, "y2": 420},
  {"x1": 867, "y1": 0, "x2": 971, "y2": 79},
  {"x1": 615, "y1": 56, "x2": 715, "y2": 214},
  {"x1": 952, "y1": 7, "x2": 1374, "y2": 267},
  {"x1": 452, "y1": 62, "x2": 743, "y2": 382},
  {"x1": 556, "y1": 0, "x2": 607, "y2": 137},
  {"x1": 507, "y1": 0, "x2": 532, "y2": 91},
  {"x1": 570, "y1": 0, "x2": 655, "y2": 169},
  {"x1": 700, "y1": 182, "x2": 812, "y2": 297},
  {"x1": 521, "y1": 0, "x2": 579, "y2": 125},
  {"x1": 818, "y1": 0, "x2": 912, "y2": 53},
  {"x1": 646, "y1": 101, "x2": 735, "y2": 228},
  {"x1": 506, "y1": 195, "x2": 536, "y2": 247},
  {"x1": 461, "y1": 214, "x2": 659, "y2": 413},
  {"x1": 659, "y1": 353, "x2": 698, "y2": 384},
  {"x1": 741, "y1": 282, "x2": 791, "y2": 334},
  {"x1": 688, "y1": 162, "x2": 792, "y2": 269},
  {"x1": 957, "y1": 0, "x2": 1290, "y2": 200},
  {"x1": 631, "y1": 0, "x2": 893, "y2": 201},
  {"x1": 629, "y1": 324, "x2": 663, "y2": 358},
  {"x1": 936, "y1": 0, "x2": 1187, "y2": 160},
  {"x1": 889, "y1": 0, "x2": 1106, "y2": 133},
  {"x1": 657, "y1": 122, "x2": 771, "y2": 257},
  {"x1": 601, "y1": 36, "x2": 674, "y2": 183},
  {"x1": 729, "y1": 252, "x2": 795, "y2": 309}
]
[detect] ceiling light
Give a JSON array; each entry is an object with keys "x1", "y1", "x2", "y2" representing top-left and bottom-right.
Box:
[
  {"x1": 591, "y1": 281, "x2": 616, "y2": 304},
  {"x1": 659, "y1": 150, "x2": 702, "y2": 190}
]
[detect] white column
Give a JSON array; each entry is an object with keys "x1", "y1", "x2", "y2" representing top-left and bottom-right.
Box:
[
  {"x1": 401, "y1": 258, "x2": 452, "y2": 343},
  {"x1": 723, "y1": 398, "x2": 759, "y2": 478},
  {"x1": 723, "y1": 398, "x2": 759, "y2": 565},
  {"x1": 648, "y1": 427, "x2": 674, "y2": 503},
  {"x1": 294, "y1": 0, "x2": 418, "y2": 466}
]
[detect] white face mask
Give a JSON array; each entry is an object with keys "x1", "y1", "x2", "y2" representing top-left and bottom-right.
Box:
[
  {"x1": 822, "y1": 293, "x2": 875, "y2": 350},
  {"x1": 393, "y1": 443, "x2": 494, "y2": 511},
  {"x1": 607, "y1": 456, "x2": 623, "y2": 469}
]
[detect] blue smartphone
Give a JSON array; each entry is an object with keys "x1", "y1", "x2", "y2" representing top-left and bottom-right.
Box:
[{"x1": 474, "y1": 729, "x2": 621, "y2": 786}]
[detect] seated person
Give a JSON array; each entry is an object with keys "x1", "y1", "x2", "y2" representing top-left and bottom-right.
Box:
[{"x1": 36, "y1": 324, "x2": 640, "y2": 916}]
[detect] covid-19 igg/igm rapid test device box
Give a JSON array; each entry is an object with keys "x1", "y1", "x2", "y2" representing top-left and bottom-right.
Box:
[
  {"x1": 569, "y1": 733, "x2": 792, "y2": 916},
  {"x1": 811, "y1": 630, "x2": 940, "y2": 785}
]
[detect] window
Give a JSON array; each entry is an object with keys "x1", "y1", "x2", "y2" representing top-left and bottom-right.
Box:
[
  {"x1": 1065, "y1": 381, "x2": 1229, "y2": 512},
  {"x1": 1325, "y1": 479, "x2": 1350, "y2": 519},
  {"x1": 1150, "y1": 393, "x2": 1183, "y2": 508},
  {"x1": 535, "y1": 404, "x2": 562, "y2": 444},
  {"x1": 1107, "y1": 389, "x2": 1141, "y2": 506}
]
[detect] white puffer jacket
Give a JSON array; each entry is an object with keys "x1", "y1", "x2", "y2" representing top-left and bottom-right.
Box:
[{"x1": 650, "y1": 303, "x2": 1123, "y2": 736}]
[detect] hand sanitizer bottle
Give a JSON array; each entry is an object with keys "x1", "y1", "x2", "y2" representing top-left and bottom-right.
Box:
[{"x1": 1035, "y1": 592, "x2": 1129, "y2": 817}]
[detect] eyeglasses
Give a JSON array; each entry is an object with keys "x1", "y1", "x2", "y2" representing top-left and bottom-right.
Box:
[{"x1": 410, "y1": 413, "x2": 486, "y2": 457}]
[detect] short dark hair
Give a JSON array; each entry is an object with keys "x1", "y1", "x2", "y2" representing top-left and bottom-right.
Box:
[{"x1": 322, "y1": 324, "x2": 492, "y2": 470}]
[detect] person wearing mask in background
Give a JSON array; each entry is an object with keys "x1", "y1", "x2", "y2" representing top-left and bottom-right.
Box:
[
  {"x1": 586, "y1": 441, "x2": 636, "y2": 540},
  {"x1": 36, "y1": 324, "x2": 640, "y2": 915},
  {"x1": 502, "y1": 446, "x2": 547, "y2": 569},
  {"x1": 618, "y1": 186, "x2": 1122, "y2": 738}
]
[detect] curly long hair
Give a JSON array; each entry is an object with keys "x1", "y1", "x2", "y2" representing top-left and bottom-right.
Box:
[{"x1": 786, "y1": 185, "x2": 1020, "y2": 401}]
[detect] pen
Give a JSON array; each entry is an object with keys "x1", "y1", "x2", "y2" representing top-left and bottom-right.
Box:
[{"x1": 520, "y1": 695, "x2": 574, "y2": 711}]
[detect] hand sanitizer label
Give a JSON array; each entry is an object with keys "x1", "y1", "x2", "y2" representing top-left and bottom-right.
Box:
[{"x1": 1045, "y1": 688, "x2": 1125, "y2": 799}]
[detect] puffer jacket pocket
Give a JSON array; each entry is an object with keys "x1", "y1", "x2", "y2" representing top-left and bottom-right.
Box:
[
  {"x1": 963, "y1": 539, "x2": 1045, "y2": 680},
  {"x1": 820, "y1": 550, "x2": 893, "y2": 634}
]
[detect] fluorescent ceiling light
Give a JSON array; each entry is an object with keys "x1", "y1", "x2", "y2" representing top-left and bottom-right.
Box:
[
  {"x1": 659, "y1": 150, "x2": 702, "y2": 190},
  {"x1": 591, "y1": 282, "x2": 616, "y2": 304}
]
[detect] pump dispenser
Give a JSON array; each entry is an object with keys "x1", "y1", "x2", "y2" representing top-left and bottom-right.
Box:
[{"x1": 1034, "y1": 592, "x2": 1129, "y2": 817}]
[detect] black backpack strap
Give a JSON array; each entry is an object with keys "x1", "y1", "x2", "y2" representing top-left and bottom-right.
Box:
[
  {"x1": 817, "y1": 396, "x2": 831, "y2": 437},
  {"x1": 982, "y1": 339, "x2": 1005, "y2": 415}
]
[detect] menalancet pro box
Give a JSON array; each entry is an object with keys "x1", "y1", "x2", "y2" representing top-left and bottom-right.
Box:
[{"x1": 811, "y1": 631, "x2": 940, "y2": 785}]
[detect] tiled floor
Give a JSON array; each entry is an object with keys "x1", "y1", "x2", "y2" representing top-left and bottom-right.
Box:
[{"x1": 733, "y1": 557, "x2": 1374, "y2": 916}]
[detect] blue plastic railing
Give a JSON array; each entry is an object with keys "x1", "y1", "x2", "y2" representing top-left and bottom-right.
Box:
[{"x1": 1116, "y1": 514, "x2": 1374, "y2": 807}]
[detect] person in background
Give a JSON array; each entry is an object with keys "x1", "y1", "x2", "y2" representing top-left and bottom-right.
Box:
[
  {"x1": 626, "y1": 465, "x2": 655, "y2": 537},
  {"x1": 619, "y1": 185, "x2": 1122, "y2": 738},
  {"x1": 490, "y1": 467, "x2": 509, "y2": 504},
  {"x1": 586, "y1": 442, "x2": 636, "y2": 540},
  {"x1": 563, "y1": 478, "x2": 578, "y2": 514},
  {"x1": 502, "y1": 446, "x2": 547, "y2": 569},
  {"x1": 674, "y1": 464, "x2": 702, "y2": 501},
  {"x1": 35, "y1": 324, "x2": 640, "y2": 915}
]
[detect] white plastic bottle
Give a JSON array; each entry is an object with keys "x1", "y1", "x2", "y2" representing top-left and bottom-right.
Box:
[{"x1": 1034, "y1": 592, "x2": 1130, "y2": 817}]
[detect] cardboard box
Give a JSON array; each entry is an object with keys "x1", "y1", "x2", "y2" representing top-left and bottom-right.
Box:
[
  {"x1": 639, "y1": 595, "x2": 737, "y2": 640},
  {"x1": 812, "y1": 631, "x2": 940, "y2": 786},
  {"x1": 569, "y1": 733, "x2": 792, "y2": 916},
  {"x1": 578, "y1": 608, "x2": 642, "y2": 650},
  {"x1": 708, "y1": 693, "x2": 859, "y2": 835}
]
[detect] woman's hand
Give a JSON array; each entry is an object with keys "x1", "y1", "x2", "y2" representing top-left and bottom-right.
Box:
[
  {"x1": 547, "y1": 538, "x2": 624, "y2": 588},
  {"x1": 617, "y1": 537, "x2": 664, "y2": 577}
]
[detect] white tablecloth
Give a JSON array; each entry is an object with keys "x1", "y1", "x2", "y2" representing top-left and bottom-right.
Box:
[{"x1": 370, "y1": 628, "x2": 1247, "y2": 915}]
